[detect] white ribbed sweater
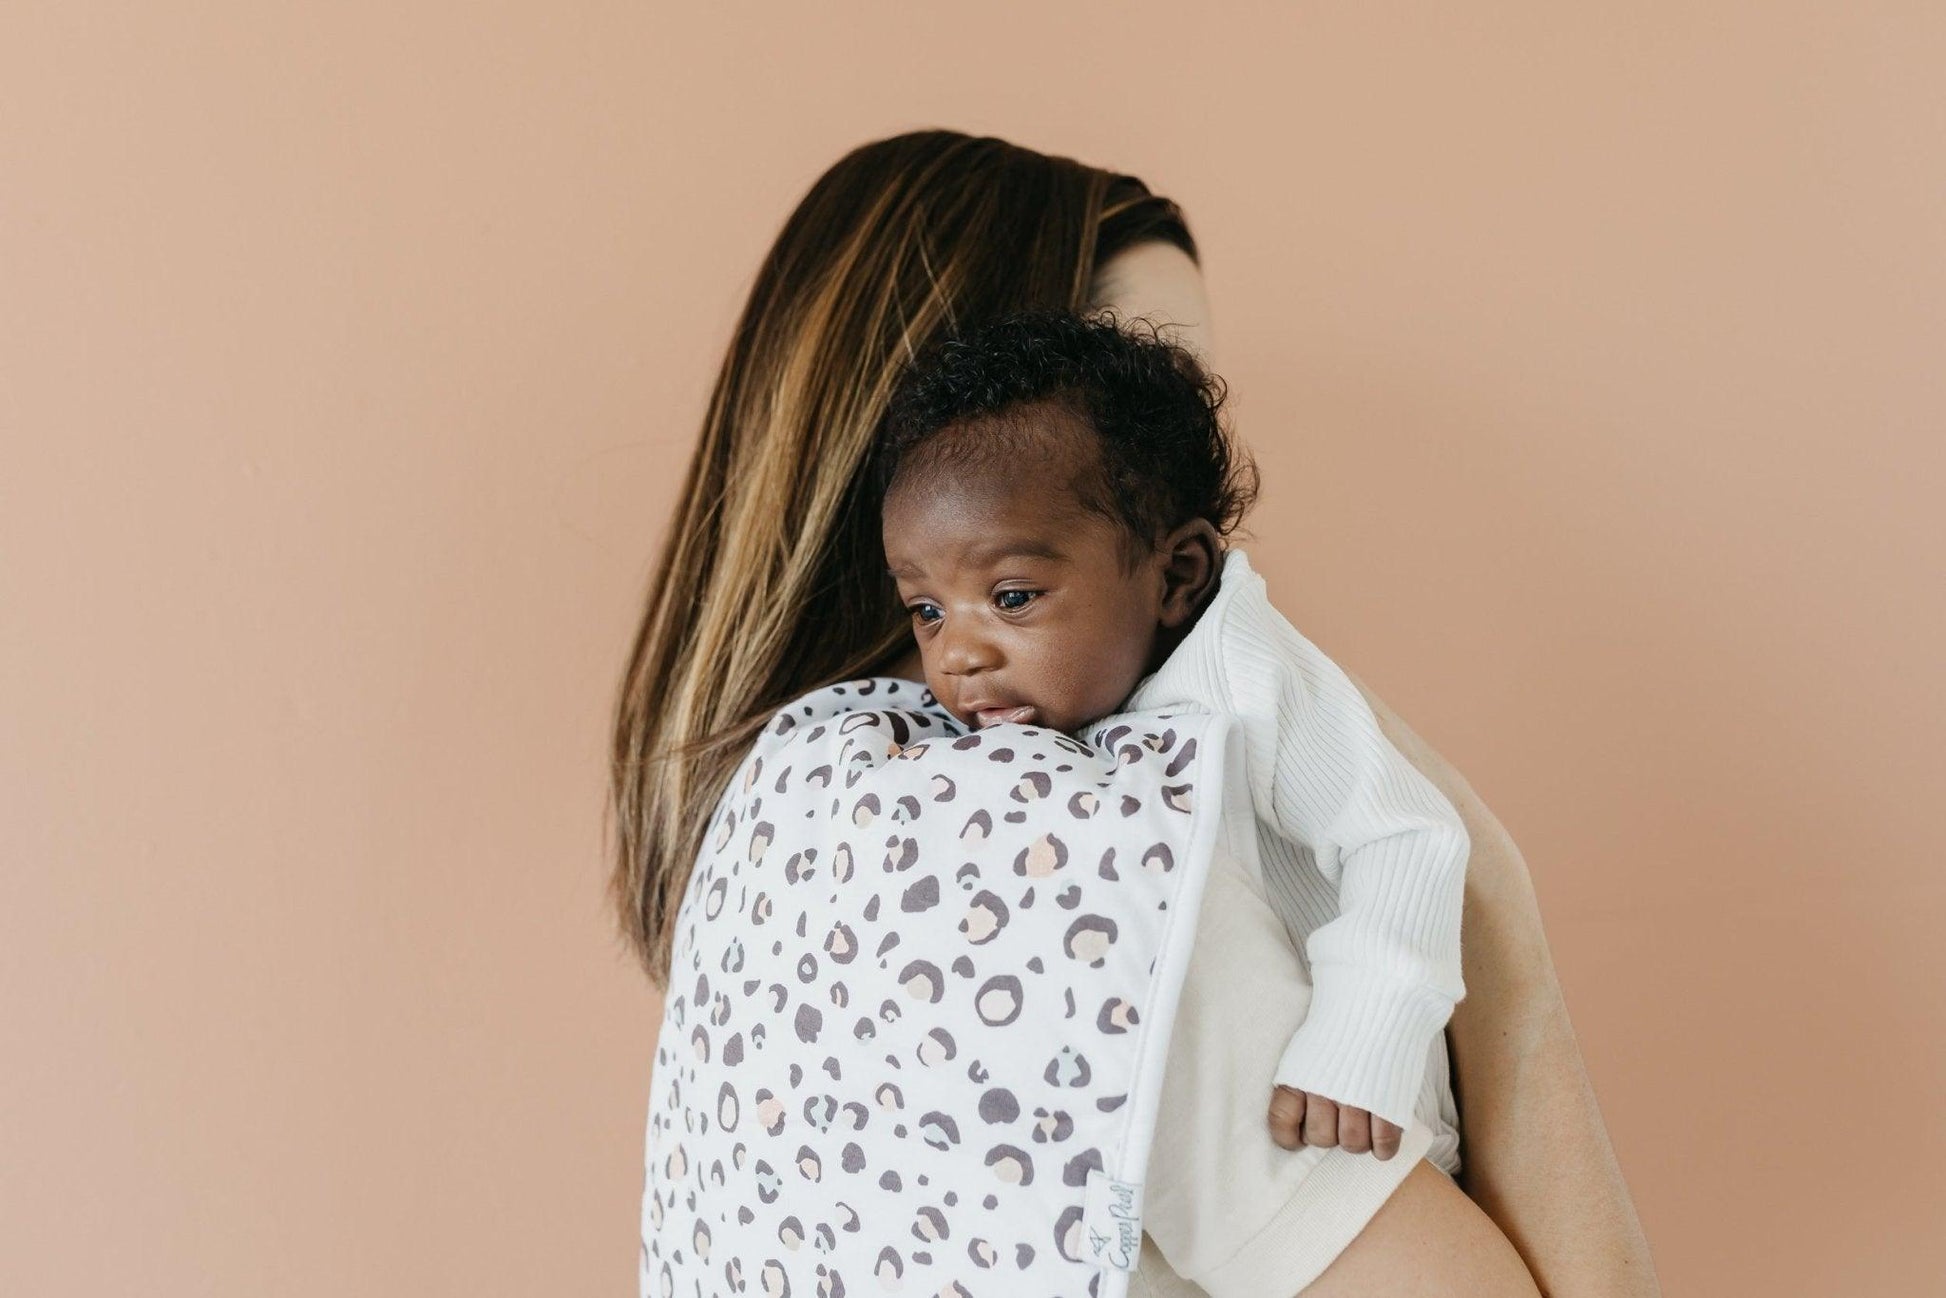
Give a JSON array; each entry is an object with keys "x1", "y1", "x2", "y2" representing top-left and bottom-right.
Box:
[{"x1": 1122, "y1": 546, "x2": 1469, "y2": 1129}]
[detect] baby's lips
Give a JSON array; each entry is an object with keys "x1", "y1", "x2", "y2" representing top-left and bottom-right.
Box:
[{"x1": 976, "y1": 705, "x2": 1039, "y2": 728}]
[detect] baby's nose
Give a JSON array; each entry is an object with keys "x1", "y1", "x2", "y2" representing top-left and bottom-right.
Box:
[{"x1": 937, "y1": 626, "x2": 1000, "y2": 674}]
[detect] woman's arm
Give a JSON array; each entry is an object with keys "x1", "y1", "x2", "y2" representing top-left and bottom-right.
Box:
[{"x1": 1344, "y1": 668, "x2": 1661, "y2": 1298}]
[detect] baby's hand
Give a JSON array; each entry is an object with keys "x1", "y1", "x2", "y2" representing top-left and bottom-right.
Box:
[{"x1": 1267, "y1": 1085, "x2": 1404, "y2": 1159}]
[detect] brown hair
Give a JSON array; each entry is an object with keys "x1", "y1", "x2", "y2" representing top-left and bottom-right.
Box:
[{"x1": 607, "y1": 129, "x2": 1196, "y2": 987}]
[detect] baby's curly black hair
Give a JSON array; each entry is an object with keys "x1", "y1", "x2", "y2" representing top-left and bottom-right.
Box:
[{"x1": 873, "y1": 309, "x2": 1259, "y2": 569}]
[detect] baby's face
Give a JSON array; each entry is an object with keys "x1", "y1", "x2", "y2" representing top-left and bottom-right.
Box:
[{"x1": 881, "y1": 419, "x2": 1166, "y2": 736}]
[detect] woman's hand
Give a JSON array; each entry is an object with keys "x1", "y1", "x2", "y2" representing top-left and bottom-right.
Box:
[{"x1": 1268, "y1": 1084, "x2": 1405, "y2": 1158}]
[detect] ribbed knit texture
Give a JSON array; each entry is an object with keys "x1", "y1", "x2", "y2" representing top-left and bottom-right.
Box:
[{"x1": 1123, "y1": 547, "x2": 1469, "y2": 1129}]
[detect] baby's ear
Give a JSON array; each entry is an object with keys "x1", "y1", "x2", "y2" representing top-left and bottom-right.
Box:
[{"x1": 1156, "y1": 522, "x2": 1223, "y2": 629}]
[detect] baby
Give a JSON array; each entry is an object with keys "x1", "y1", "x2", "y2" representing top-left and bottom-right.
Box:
[{"x1": 873, "y1": 308, "x2": 1469, "y2": 1161}]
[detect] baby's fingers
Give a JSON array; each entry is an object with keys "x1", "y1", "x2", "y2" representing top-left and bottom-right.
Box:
[
  {"x1": 1302, "y1": 1093, "x2": 1339, "y2": 1148},
  {"x1": 1338, "y1": 1104, "x2": 1372, "y2": 1154},
  {"x1": 1267, "y1": 1084, "x2": 1306, "y2": 1150},
  {"x1": 1372, "y1": 1117, "x2": 1404, "y2": 1161}
]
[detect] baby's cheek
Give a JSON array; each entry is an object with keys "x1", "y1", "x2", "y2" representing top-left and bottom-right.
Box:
[
  {"x1": 1027, "y1": 648, "x2": 1088, "y2": 718},
  {"x1": 1056, "y1": 634, "x2": 1145, "y2": 722}
]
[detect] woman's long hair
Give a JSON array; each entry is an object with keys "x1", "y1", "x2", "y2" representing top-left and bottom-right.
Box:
[{"x1": 609, "y1": 129, "x2": 1197, "y2": 987}]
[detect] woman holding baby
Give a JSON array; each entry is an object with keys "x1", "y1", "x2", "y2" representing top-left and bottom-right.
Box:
[{"x1": 611, "y1": 129, "x2": 1658, "y2": 1296}]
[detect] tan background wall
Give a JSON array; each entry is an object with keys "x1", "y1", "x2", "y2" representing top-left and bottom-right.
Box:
[{"x1": 4, "y1": 3, "x2": 1941, "y2": 1293}]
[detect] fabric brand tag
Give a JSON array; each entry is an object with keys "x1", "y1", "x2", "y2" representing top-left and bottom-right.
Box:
[{"x1": 1082, "y1": 1168, "x2": 1144, "y2": 1272}]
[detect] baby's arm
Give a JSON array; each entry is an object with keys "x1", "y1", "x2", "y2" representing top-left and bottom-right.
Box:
[{"x1": 1217, "y1": 579, "x2": 1470, "y2": 1140}]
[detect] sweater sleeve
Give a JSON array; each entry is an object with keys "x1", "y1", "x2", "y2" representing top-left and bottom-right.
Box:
[{"x1": 1218, "y1": 575, "x2": 1470, "y2": 1130}]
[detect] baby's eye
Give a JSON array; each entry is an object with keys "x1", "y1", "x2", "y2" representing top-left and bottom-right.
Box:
[
  {"x1": 996, "y1": 589, "x2": 1037, "y2": 611},
  {"x1": 909, "y1": 603, "x2": 941, "y2": 625}
]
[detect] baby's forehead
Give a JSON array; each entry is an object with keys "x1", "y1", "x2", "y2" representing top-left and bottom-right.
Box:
[
  {"x1": 881, "y1": 399, "x2": 1128, "y2": 563},
  {"x1": 883, "y1": 488, "x2": 1134, "y2": 587}
]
